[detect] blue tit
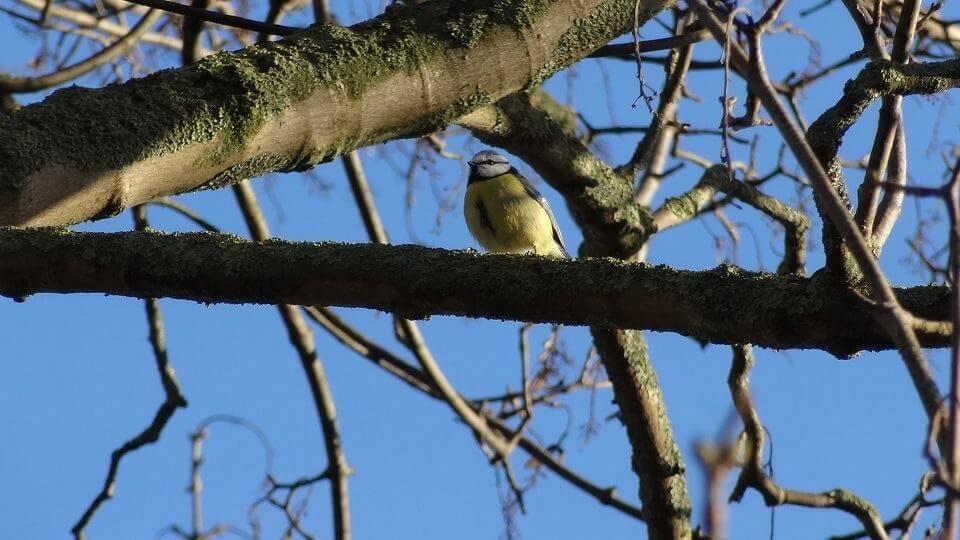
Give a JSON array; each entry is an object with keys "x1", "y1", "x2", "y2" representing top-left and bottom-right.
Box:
[{"x1": 464, "y1": 150, "x2": 570, "y2": 259}]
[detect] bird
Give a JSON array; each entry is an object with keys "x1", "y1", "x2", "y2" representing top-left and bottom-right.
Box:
[{"x1": 463, "y1": 150, "x2": 570, "y2": 259}]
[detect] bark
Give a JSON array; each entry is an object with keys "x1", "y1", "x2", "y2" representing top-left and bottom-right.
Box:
[
  {"x1": 592, "y1": 328, "x2": 691, "y2": 538},
  {"x1": 0, "y1": 227, "x2": 948, "y2": 356},
  {"x1": 0, "y1": 0, "x2": 674, "y2": 227}
]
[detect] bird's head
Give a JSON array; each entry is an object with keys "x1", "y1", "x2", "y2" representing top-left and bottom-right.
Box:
[{"x1": 468, "y1": 150, "x2": 511, "y2": 179}]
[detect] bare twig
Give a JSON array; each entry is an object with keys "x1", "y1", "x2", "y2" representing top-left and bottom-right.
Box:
[
  {"x1": 517, "y1": 323, "x2": 535, "y2": 426},
  {"x1": 872, "y1": 123, "x2": 907, "y2": 247},
  {"x1": 71, "y1": 206, "x2": 188, "y2": 539},
  {"x1": 630, "y1": 0, "x2": 658, "y2": 112},
  {"x1": 300, "y1": 304, "x2": 646, "y2": 521},
  {"x1": 589, "y1": 27, "x2": 712, "y2": 58},
  {"x1": 618, "y1": 18, "x2": 695, "y2": 183},
  {"x1": 120, "y1": 0, "x2": 297, "y2": 35},
  {"x1": 189, "y1": 428, "x2": 207, "y2": 538},
  {"x1": 726, "y1": 345, "x2": 888, "y2": 539},
  {"x1": 690, "y1": 0, "x2": 944, "y2": 442},
  {"x1": 149, "y1": 198, "x2": 221, "y2": 232},
  {"x1": 696, "y1": 439, "x2": 737, "y2": 539},
  {"x1": 0, "y1": 9, "x2": 162, "y2": 93},
  {"x1": 250, "y1": 470, "x2": 332, "y2": 540},
  {"x1": 231, "y1": 181, "x2": 351, "y2": 540},
  {"x1": 853, "y1": 96, "x2": 902, "y2": 240},
  {"x1": 10, "y1": 0, "x2": 187, "y2": 51},
  {"x1": 944, "y1": 158, "x2": 960, "y2": 536},
  {"x1": 831, "y1": 490, "x2": 943, "y2": 540}
]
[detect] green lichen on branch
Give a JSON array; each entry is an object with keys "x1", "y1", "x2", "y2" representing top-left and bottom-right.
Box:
[
  {"x1": 656, "y1": 170, "x2": 720, "y2": 223},
  {"x1": 0, "y1": 0, "x2": 632, "y2": 194},
  {"x1": 656, "y1": 165, "x2": 809, "y2": 274},
  {"x1": 808, "y1": 58, "x2": 960, "y2": 163},
  {"x1": 591, "y1": 327, "x2": 692, "y2": 537},
  {"x1": 0, "y1": 227, "x2": 949, "y2": 355}
]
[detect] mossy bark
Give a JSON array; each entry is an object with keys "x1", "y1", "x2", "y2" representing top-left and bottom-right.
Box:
[
  {"x1": 0, "y1": 227, "x2": 948, "y2": 355},
  {"x1": 0, "y1": 0, "x2": 674, "y2": 227},
  {"x1": 592, "y1": 328, "x2": 692, "y2": 539},
  {"x1": 805, "y1": 58, "x2": 960, "y2": 280}
]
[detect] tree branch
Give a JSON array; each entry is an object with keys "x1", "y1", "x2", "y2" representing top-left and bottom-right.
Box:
[
  {"x1": 0, "y1": 0, "x2": 673, "y2": 227},
  {"x1": 0, "y1": 227, "x2": 950, "y2": 355},
  {"x1": 652, "y1": 164, "x2": 810, "y2": 274},
  {"x1": 0, "y1": 9, "x2": 163, "y2": 93},
  {"x1": 691, "y1": 0, "x2": 946, "y2": 438},
  {"x1": 300, "y1": 306, "x2": 647, "y2": 521},
  {"x1": 71, "y1": 208, "x2": 188, "y2": 539},
  {"x1": 591, "y1": 328, "x2": 692, "y2": 536},
  {"x1": 231, "y1": 181, "x2": 352, "y2": 540},
  {"x1": 727, "y1": 344, "x2": 889, "y2": 540}
]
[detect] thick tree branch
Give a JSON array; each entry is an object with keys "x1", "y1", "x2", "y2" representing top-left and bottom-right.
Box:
[
  {"x1": 0, "y1": 0, "x2": 674, "y2": 227},
  {"x1": 0, "y1": 228, "x2": 950, "y2": 352},
  {"x1": 591, "y1": 328, "x2": 692, "y2": 536}
]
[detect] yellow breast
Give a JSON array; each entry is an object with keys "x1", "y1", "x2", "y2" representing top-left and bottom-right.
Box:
[{"x1": 464, "y1": 174, "x2": 561, "y2": 256}]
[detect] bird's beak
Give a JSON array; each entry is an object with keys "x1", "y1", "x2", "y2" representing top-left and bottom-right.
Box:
[{"x1": 467, "y1": 160, "x2": 476, "y2": 167}]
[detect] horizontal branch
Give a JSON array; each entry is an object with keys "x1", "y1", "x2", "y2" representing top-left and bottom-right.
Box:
[
  {"x1": 0, "y1": 0, "x2": 671, "y2": 227},
  {"x1": 0, "y1": 228, "x2": 949, "y2": 356},
  {"x1": 807, "y1": 57, "x2": 960, "y2": 173},
  {"x1": 588, "y1": 27, "x2": 711, "y2": 57}
]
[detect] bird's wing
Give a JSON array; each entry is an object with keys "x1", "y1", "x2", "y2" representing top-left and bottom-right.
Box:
[{"x1": 512, "y1": 168, "x2": 570, "y2": 258}]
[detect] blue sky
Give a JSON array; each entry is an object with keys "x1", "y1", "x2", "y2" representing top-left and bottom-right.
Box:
[{"x1": 1, "y1": 0, "x2": 958, "y2": 538}]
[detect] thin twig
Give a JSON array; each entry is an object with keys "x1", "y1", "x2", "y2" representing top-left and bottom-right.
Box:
[
  {"x1": 619, "y1": 17, "x2": 696, "y2": 182},
  {"x1": 726, "y1": 345, "x2": 888, "y2": 539},
  {"x1": 71, "y1": 206, "x2": 188, "y2": 539},
  {"x1": 120, "y1": 0, "x2": 298, "y2": 36},
  {"x1": 589, "y1": 27, "x2": 711, "y2": 58},
  {"x1": 189, "y1": 428, "x2": 207, "y2": 537},
  {"x1": 0, "y1": 8, "x2": 162, "y2": 93},
  {"x1": 630, "y1": 0, "x2": 658, "y2": 112},
  {"x1": 231, "y1": 181, "x2": 351, "y2": 540},
  {"x1": 149, "y1": 198, "x2": 221, "y2": 232},
  {"x1": 690, "y1": 0, "x2": 944, "y2": 446}
]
